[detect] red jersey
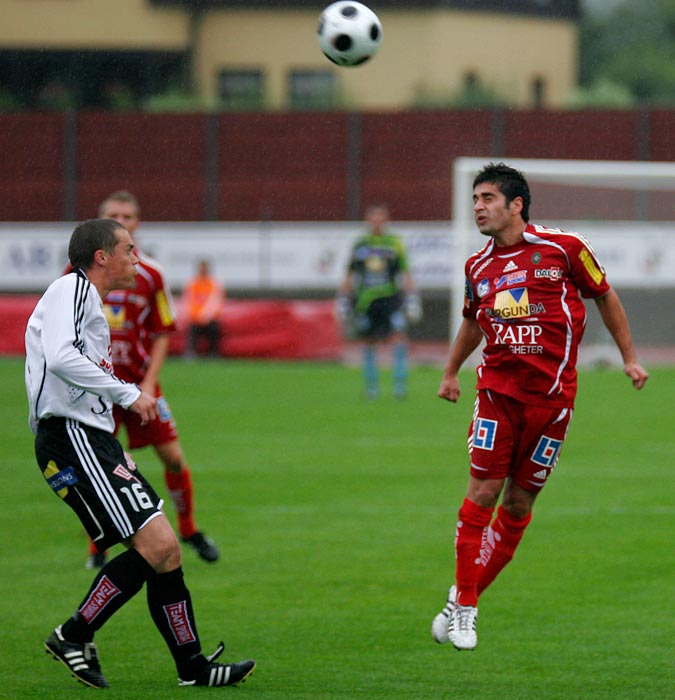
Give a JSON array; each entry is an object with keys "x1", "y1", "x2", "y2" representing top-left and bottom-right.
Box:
[
  {"x1": 463, "y1": 223, "x2": 611, "y2": 408},
  {"x1": 103, "y1": 251, "x2": 177, "y2": 384}
]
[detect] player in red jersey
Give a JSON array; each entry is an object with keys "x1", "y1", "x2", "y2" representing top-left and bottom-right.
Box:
[
  {"x1": 85, "y1": 191, "x2": 219, "y2": 568},
  {"x1": 430, "y1": 163, "x2": 649, "y2": 651}
]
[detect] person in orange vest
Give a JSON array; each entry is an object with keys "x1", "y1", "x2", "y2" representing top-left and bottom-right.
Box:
[{"x1": 183, "y1": 259, "x2": 225, "y2": 357}]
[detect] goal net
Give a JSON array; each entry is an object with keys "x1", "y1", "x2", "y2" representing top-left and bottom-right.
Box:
[{"x1": 451, "y1": 157, "x2": 675, "y2": 366}]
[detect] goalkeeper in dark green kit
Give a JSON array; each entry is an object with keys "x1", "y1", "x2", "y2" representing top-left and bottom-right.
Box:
[{"x1": 336, "y1": 204, "x2": 421, "y2": 399}]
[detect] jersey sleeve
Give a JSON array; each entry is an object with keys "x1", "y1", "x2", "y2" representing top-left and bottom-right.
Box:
[
  {"x1": 462, "y1": 260, "x2": 479, "y2": 319},
  {"x1": 566, "y1": 235, "x2": 611, "y2": 299},
  {"x1": 146, "y1": 265, "x2": 178, "y2": 335},
  {"x1": 42, "y1": 278, "x2": 141, "y2": 408}
]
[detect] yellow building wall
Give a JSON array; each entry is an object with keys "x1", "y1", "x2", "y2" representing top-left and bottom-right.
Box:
[
  {"x1": 0, "y1": 0, "x2": 186, "y2": 50},
  {"x1": 0, "y1": 1, "x2": 577, "y2": 109},
  {"x1": 197, "y1": 8, "x2": 577, "y2": 109}
]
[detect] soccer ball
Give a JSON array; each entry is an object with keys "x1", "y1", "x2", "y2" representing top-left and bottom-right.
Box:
[{"x1": 317, "y1": 1, "x2": 383, "y2": 67}]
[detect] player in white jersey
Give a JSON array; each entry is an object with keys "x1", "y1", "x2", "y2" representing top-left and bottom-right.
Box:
[{"x1": 26, "y1": 219, "x2": 255, "y2": 689}]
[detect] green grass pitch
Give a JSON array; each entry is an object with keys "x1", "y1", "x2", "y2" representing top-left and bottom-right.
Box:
[{"x1": 1, "y1": 357, "x2": 673, "y2": 700}]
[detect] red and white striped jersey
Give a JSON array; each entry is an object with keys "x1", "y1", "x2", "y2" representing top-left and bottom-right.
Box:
[{"x1": 463, "y1": 223, "x2": 611, "y2": 408}]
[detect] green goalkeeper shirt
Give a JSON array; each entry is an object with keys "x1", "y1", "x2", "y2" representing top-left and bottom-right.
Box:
[{"x1": 347, "y1": 231, "x2": 409, "y2": 313}]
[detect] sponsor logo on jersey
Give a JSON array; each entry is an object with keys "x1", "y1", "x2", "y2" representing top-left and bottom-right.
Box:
[
  {"x1": 491, "y1": 322, "x2": 543, "y2": 345},
  {"x1": 98, "y1": 357, "x2": 114, "y2": 373},
  {"x1": 489, "y1": 287, "x2": 546, "y2": 319},
  {"x1": 477, "y1": 279, "x2": 490, "y2": 298},
  {"x1": 44, "y1": 462, "x2": 77, "y2": 498},
  {"x1": 473, "y1": 257, "x2": 493, "y2": 277},
  {"x1": 579, "y1": 249, "x2": 605, "y2": 285},
  {"x1": 502, "y1": 260, "x2": 518, "y2": 272},
  {"x1": 103, "y1": 303, "x2": 126, "y2": 331},
  {"x1": 535, "y1": 267, "x2": 564, "y2": 281},
  {"x1": 365, "y1": 255, "x2": 386, "y2": 272},
  {"x1": 494, "y1": 270, "x2": 527, "y2": 289}
]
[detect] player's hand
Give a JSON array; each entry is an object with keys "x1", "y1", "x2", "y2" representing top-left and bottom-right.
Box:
[
  {"x1": 624, "y1": 362, "x2": 649, "y2": 390},
  {"x1": 438, "y1": 374, "x2": 461, "y2": 403},
  {"x1": 130, "y1": 392, "x2": 158, "y2": 425}
]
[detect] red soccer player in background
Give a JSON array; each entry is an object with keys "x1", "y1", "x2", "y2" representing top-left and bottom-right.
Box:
[{"x1": 85, "y1": 191, "x2": 219, "y2": 567}]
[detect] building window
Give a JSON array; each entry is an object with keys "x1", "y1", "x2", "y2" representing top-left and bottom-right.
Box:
[
  {"x1": 288, "y1": 70, "x2": 338, "y2": 109},
  {"x1": 531, "y1": 76, "x2": 547, "y2": 109},
  {"x1": 218, "y1": 69, "x2": 264, "y2": 110}
]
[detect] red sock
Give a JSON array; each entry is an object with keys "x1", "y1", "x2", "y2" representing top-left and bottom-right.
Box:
[
  {"x1": 164, "y1": 466, "x2": 196, "y2": 539},
  {"x1": 477, "y1": 505, "x2": 532, "y2": 597},
  {"x1": 88, "y1": 538, "x2": 99, "y2": 556},
  {"x1": 455, "y1": 498, "x2": 494, "y2": 607}
]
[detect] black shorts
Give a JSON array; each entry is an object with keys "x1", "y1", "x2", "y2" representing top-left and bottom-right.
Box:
[
  {"x1": 35, "y1": 417, "x2": 164, "y2": 552},
  {"x1": 355, "y1": 294, "x2": 406, "y2": 340}
]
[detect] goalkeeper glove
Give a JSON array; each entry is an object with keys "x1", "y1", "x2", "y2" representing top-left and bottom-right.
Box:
[
  {"x1": 335, "y1": 293, "x2": 353, "y2": 321},
  {"x1": 405, "y1": 292, "x2": 422, "y2": 323}
]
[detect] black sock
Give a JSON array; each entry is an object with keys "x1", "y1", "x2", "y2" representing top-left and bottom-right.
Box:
[
  {"x1": 62, "y1": 548, "x2": 155, "y2": 643},
  {"x1": 146, "y1": 567, "x2": 205, "y2": 679}
]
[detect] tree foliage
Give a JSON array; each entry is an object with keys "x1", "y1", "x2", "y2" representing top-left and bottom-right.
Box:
[{"x1": 580, "y1": 0, "x2": 675, "y2": 106}]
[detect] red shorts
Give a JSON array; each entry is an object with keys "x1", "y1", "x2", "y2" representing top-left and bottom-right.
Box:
[
  {"x1": 467, "y1": 389, "x2": 573, "y2": 493},
  {"x1": 113, "y1": 385, "x2": 178, "y2": 450}
]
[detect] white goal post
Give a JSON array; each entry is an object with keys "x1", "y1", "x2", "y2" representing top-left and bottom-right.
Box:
[{"x1": 451, "y1": 157, "x2": 675, "y2": 341}]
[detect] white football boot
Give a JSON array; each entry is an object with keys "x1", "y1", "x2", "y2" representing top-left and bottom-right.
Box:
[
  {"x1": 431, "y1": 585, "x2": 457, "y2": 644},
  {"x1": 449, "y1": 603, "x2": 478, "y2": 651}
]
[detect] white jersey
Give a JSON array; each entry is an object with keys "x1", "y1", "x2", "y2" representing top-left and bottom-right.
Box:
[{"x1": 25, "y1": 270, "x2": 141, "y2": 434}]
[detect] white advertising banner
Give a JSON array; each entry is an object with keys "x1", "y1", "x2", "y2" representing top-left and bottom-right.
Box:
[{"x1": 0, "y1": 220, "x2": 673, "y2": 292}]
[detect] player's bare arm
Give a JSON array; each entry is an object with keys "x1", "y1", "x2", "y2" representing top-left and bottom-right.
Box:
[
  {"x1": 594, "y1": 289, "x2": 649, "y2": 390},
  {"x1": 438, "y1": 318, "x2": 484, "y2": 403},
  {"x1": 139, "y1": 334, "x2": 171, "y2": 395}
]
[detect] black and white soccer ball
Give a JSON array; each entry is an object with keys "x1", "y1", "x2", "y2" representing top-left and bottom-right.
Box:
[{"x1": 317, "y1": 1, "x2": 383, "y2": 67}]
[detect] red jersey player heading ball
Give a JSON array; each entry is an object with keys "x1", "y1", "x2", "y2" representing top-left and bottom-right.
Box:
[{"x1": 431, "y1": 163, "x2": 648, "y2": 651}]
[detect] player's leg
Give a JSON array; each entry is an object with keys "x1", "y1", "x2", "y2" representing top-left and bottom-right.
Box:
[
  {"x1": 153, "y1": 439, "x2": 218, "y2": 563},
  {"x1": 126, "y1": 397, "x2": 220, "y2": 563},
  {"x1": 389, "y1": 302, "x2": 408, "y2": 398},
  {"x1": 132, "y1": 516, "x2": 255, "y2": 686},
  {"x1": 476, "y1": 481, "x2": 535, "y2": 597},
  {"x1": 363, "y1": 341, "x2": 379, "y2": 398},
  {"x1": 476, "y1": 405, "x2": 573, "y2": 597},
  {"x1": 355, "y1": 303, "x2": 380, "y2": 398},
  {"x1": 390, "y1": 330, "x2": 407, "y2": 398},
  {"x1": 37, "y1": 420, "x2": 164, "y2": 687},
  {"x1": 431, "y1": 389, "x2": 514, "y2": 650}
]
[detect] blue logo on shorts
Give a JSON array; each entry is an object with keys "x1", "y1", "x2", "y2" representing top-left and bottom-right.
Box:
[
  {"x1": 473, "y1": 418, "x2": 497, "y2": 450},
  {"x1": 47, "y1": 466, "x2": 78, "y2": 492},
  {"x1": 531, "y1": 436, "x2": 563, "y2": 468}
]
